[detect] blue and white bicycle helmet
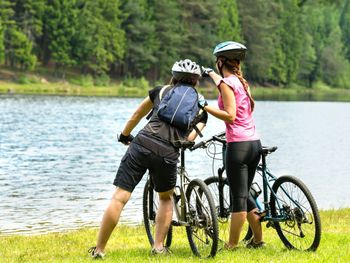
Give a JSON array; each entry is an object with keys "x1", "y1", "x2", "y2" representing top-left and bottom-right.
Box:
[
  {"x1": 213, "y1": 41, "x2": 247, "y2": 61},
  {"x1": 171, "y1": 59, "x2": 201, "y2": 82}
]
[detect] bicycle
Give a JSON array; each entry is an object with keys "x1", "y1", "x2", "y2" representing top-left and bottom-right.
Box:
[
  {"x1": 190, "y1": 131, "x2": 322, "y2": 251},
  {"x1": 143, "y1": 144, "x2": 219, "y2": 258}
]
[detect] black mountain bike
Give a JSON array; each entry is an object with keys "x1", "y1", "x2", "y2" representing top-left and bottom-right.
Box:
[
  {"x1": 191, "y1": 132, "x2": 321, "y2": 251},
  {"x1": 143, "y1": 145, "x2": 219, "y2": 258}
]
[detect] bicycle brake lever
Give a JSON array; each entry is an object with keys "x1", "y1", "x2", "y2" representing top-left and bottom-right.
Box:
[{"x1": 190, "y1": 140, "x2": 207, "y2": 151}]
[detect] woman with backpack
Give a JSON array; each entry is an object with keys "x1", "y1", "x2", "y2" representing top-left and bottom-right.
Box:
[
  {"x1": 200, "y1": 41, "x2": 264, "y2": 250},
  {"x1": 89, "y1": 59, "x2": 208, "y2": 259}
]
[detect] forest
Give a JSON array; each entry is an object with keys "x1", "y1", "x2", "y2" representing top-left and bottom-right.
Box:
[{"x1": 0, "y1": 0, "x2": 350, "y2": 89}]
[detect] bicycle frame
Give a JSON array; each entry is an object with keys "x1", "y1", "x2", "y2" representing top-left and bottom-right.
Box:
[
  {"x1": 172, "y1": 148, "x2": 192, "y2": 226},
  {"x1": 147, "y1": 147, "x2": 215, "y2": 227},
  {"x1": 204, "y1": 136, "x2": 305, "y2": 224},
  {"x1": 258, "y1": 153, "x2": 307, "y2": 223},
  {"x1": 193, "y1": 132, "x2": 322, "y2": 251}
]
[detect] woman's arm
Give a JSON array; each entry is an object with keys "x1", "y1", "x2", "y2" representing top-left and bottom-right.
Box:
[
  {"x1": 208, "y1": 71, "x2": 223, "y2": 86},
  {"x1": 121, "y1": 96, "x2": 153, "y2": 136},
  {"x1": 187, "y1": 110, "x2": 208, "y2": 141},
  {"x1": 203, "y1": 82, "x2": 236, "y2": 123}
]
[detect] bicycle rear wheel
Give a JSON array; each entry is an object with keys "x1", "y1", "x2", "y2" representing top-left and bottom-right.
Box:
[
  {"x1": 270, "y1": 175, "x2": 321, "y2": 251},
  {"x1": 186, "y1": 179, "x2": 218, "y2": 258},
  {"x1": 204, "y1": 176, "x2": 253, "y2": 245},
  {"x1": 143, "y1": 179, "x2": 173, "y2": 248}
]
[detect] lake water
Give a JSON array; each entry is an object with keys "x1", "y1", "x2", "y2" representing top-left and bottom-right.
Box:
[{"x1": 1, "y1": 95, "x2": 349, "y2": 235}]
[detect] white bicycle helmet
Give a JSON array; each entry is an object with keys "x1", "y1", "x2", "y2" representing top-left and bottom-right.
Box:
[
  {"x1": 171, "y1": 59, "x2": 201, "y2": 82},
  {"x1": 213, "y1": 41, "x2": 247, "y2": 61}
]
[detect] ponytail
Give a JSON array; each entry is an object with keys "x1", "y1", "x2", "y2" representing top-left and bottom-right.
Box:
[{"x1": 218, "y1": 57, "x2": 255, "y2": 111}]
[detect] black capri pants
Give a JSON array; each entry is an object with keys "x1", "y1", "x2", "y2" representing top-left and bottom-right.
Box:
[{"x1": 226, "y1": 140, "x2": 262, "y2": 213}]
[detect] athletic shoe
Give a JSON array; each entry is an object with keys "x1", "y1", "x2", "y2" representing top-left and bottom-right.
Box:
[
  {"x1": 246, "y1": 239, "x2": 266, "y2": 249},
  {"x1": 151, "y1": 247, "x2": 172, "y2": 256},
  {"x1": 88, "y1": 246, "x2": 105, "y2": 259}
]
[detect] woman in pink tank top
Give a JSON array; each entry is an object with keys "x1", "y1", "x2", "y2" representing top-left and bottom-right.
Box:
[{"x1": 200, "y1": 41, "x2": 265, "y2": 250}]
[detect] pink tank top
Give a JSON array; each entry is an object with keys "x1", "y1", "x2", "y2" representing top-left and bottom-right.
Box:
[{"x1": 217, "y1": 75, "x2": 259, "y2": 142}]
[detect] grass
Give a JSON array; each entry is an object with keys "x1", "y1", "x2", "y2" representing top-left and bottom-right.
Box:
[
  {"x1": 2, "y1": 66, "x2": 350, "y2": 101},
  {"x1": 3, "y1": 80, "x2": 350, "y2": 101},
  {"x1": 1, "y1": 209, "x2": 349, "y2": 262},
  {"x1": 0, "y1": 81, "x2": 149, "y2": 98}
]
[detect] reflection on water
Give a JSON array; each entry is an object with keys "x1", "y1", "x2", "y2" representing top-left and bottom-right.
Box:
[{"x1": 1, "y1": 95, "x2": 350, "y2": 235}]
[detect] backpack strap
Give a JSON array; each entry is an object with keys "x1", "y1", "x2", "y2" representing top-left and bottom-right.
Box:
[
  {"x1": 159, "y1": 85, "x2": 171, "y2": 100},
  {"x1": 146, "y1": 85, "x2": 172, "y2": 120}
]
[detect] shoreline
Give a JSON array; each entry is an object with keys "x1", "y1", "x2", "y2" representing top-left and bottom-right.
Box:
[
  {"x1": 1, "y1": 207, "x2": 349, "y2": 237},
  {"x1": 1, "y1": 81, "x2": 350, "y2": 101}
]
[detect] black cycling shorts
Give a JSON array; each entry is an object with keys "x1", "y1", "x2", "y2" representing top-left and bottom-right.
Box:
[
  {"x1": 226, "y1": 140, "x2": 262, "y2": 213},
  {"x1": 113, "y1": 141, "x2": 178, "y2": 193}
]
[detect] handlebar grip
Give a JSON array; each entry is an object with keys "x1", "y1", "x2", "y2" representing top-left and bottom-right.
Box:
[{"x1": 190, "y1": 140, "x2": 206, "y2": 151}]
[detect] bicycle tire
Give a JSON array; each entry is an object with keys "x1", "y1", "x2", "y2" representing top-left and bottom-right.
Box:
[
  {"x1": 185, "y1": 179, "x2": 219, "y2": 258},
  {"x1": 204, "y1": 176, "x2": 253, "y2": 244},
  {"x1": 143, "y1": 179, "x2": 173, "y2": 248},
  {"x1": 270, "y1": 175, "x2": 321, "y2": 251}
]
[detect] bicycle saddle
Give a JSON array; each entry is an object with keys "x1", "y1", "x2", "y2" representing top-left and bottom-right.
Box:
[{"x1": 261, "y1": 146, "x2": 278, "y2": 155}]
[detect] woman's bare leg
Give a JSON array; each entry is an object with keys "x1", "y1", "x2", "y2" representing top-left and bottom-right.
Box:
[
  {"x1": 247, "y1": 208, "x2": 263, "y2": 243},
  {"x1": 95, "y1": 187, "x2": 132, "y2": 253},
  {"x1": 153, "y1": 189, "x2": 174, "y2": 250},
  {"x1": 227, "y1": 211, "x2": 247, "y2": 248}
]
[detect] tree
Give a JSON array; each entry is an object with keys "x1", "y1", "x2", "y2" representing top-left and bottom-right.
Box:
[
  {"x1": 340, "y1": 0, "x2": 350, "y2": 61},
  {"x1": 42, "y1": 0, "x2": 78, "y2": 75},
  {"x1": 5, "y1": 27, "x2": 36, "y2": 69},
  {"x1": 237, "y1": 0, "x2": 280, "y2": 84},
  {"x1": 0, "y1": 0, "x2": 36, "y2": 69},
  {"x1": 177, "y1": 1, "x2": 220, "y2": 67},
  {"x1": 151, "y1": 0, "x2": 182, "y2": 80},
  {"x1": 12, "y1": 0, "x2": 45, "y2": 42},
  {"x1": 276, "y1": 0, "x2": 303, "y2": 85},
  {"x1": 73, "y1": 0, "x2": 125, "y2": 75},
  {"x1": 217, "y1": 0, "x2": 241, "y2": 43},
  {"x1": 119, "y1": 0, "x2": 156, "y2": 78}
]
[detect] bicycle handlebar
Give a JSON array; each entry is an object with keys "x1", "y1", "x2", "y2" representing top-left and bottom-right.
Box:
[{"x1": 190, "y1": 131, "x2": 226, "y2": 151}]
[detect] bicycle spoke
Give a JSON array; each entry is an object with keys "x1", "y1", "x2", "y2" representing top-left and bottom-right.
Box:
[
  {"x1": 186, "y1": 179, "x2": 218, "y2": 258},
  {"x1": 271, "y1": 176, "x2": 321, "y2": 251}
]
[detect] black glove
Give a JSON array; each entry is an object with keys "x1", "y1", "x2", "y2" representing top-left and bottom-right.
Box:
[
  {"x1": 198, "y1": 110, "x2": 208, "y2": 124},
  {"x1": 118, "y1": 133, "x2": 134, "y2": 145},
  {"x1": 201, "y1": 66, "x2": 214, "y2": 77}
]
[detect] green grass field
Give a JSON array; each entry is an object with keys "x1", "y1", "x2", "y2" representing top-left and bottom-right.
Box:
[{"x1": 1, "y1": 209, "x2": 349, "y2": 262}]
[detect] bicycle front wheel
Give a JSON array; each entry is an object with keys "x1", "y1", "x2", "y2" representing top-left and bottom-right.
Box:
[
  {"x1": 270, "y1": 175, "x2": 321, "y2": 251},
  {"x1": 143, "y1": 179, "x2": 173, "y2": 248},
  {"x1": 205, "y1": 176, "x2": 253, "y2": 245},
  {"x1": 186, "y1": 179, "x2": 219, "y2": 258}
]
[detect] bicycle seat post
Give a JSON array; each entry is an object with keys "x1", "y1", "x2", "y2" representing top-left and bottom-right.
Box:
[
  {"x1": 261, "y1": 152, "x2": 267, "y2": 170},
  {"x1": 181, "y1": 148, "x2": 185, "y2": 170}
]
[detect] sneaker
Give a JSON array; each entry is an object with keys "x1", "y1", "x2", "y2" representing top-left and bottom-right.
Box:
[
  {"x1": 88, "y1": 246, "x2": 105, "y2": 259},
  {"x1": 246, "y1": 239, "x2": 266, "y2": 249},
  {"x1": 151, "y1": 247, "x2": 172, "y2": 256}
]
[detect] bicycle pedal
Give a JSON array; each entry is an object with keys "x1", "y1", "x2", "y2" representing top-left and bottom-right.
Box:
[
  {"x1": 254, "y1": 210, "x2": 267, "y2": 221},
  {"x1": 266, "y1": 221, "x2": 274, "y2": 228},
  {"x1": 171, "y1": 220, "x2": 181, "y2": 226}
]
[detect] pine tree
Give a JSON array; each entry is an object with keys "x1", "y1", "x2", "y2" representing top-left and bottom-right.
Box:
[
  {"x1": 217, "y1": 0, "x2": 241, "y2": 43},
  {"x1": 151, "y1": 0, "x2": 182, "y2": 80},
  {"x1": 177, "y1": 1, "x2": 220, "y2": 67},
  {"x1": 119, "y1": 0, "x2": 156, "y2": 78},
  {"x1": 340, "y1": 0, "x2": 350, "y2": 61},
  {"x1": 42, "y1": 0, "x2": 78, "y2": 75},
  {"x1": 302, "y1": 2, "x2": 350, "y2": 88},
  {"x1": 0, "y1": 0, "x2": 36, "y2": 69},
  {"x1": 237, "y1": 0, "x2": 280, "y2": 84},
  {"x1": 73, "y1": 0, "x2": 125, "y2": 75}
]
